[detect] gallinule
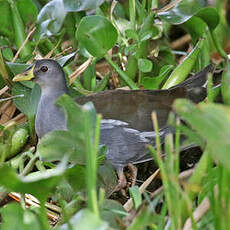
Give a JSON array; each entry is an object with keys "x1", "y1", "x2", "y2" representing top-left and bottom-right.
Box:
[{"x1": 13, "y1": 59, "x2": 214, "y2": 189}]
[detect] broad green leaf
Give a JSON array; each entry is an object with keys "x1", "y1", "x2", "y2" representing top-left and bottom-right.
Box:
[
  {"x1": 158, "y1": 0, "x2": 219, "y2": 32},
  {"x1": 12, "y1": 83, "x2": 40, "y2": 117},
  {"x1": 76, "y1": 15, "x2": 118, "y2": 58},
  {"x1": 138, "y1": 58, "x2": 152, "y2": 73},
  {"x1": 158, "y1": 0, "x2": 203, "y2": 25},
  {"x1": 57, "y1": 209, "x2": 108, "y2": 230},
  {"x1": 0, "y1": 160, "x2": 67, "y2": 201},
  {"x1": 6, "y1": 62, "x2": 30, "y2": 75},
  {"x1": 125, "y1": 29, "x2": 139, "y2": 41},
  {"x1": 141, "y1": 65, "x2": 173, "y2": 89},
  {"x1": 63, "y1": 0, "x2": 104, "y2": 12},
  {"x1": 65, "y1": 164, "x2": 86, "y2": 191},
  {"x1": 174, "y1": 99, "x2": 230, "y2": 171},
  {"x1": 129, "y1": 186, "x2": 142, "y2": 210},
  {"x1": 38, "y1": 130, "x2": 85, "y2": 163},
  {"x1": 1, "y1": 203, "x2": 41, "y2": 230},
  {"x1": 0, "y1": 37, "x2": 13, "y2": 61},
  {"x1": 101, "y1": 199, "x2": 127, "y2": 229},
  {"x1": 37, "y1": 0, "x2": 67, "y2": 37}
]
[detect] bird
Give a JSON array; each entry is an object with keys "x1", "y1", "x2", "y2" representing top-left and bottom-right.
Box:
[{"x1": 13, "y1": 59, "x2": 214, "y2": 190}]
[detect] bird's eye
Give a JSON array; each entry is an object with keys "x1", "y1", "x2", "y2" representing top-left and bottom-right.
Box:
[{"x1": 40, "y1": 66, "x2": 48, "y2": 72}]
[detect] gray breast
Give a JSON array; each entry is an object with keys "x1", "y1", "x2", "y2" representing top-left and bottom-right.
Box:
[{"x1": 35, "y1": 93, "x2": 67, "y2": 138}]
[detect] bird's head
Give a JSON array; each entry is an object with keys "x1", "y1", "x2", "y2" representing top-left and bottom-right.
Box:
[{"x1": 13, "y1": 59, "x2": 67, "y2": 90}]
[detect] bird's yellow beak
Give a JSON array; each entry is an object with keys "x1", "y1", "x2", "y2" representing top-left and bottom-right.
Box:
[{"x1": 12, "y1": 65, "x2": 35, "y2": 82}]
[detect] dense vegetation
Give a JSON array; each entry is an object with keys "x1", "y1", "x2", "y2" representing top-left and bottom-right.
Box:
[{"x1": 0, "y1": 0, "x2": 230, "y2": 229}]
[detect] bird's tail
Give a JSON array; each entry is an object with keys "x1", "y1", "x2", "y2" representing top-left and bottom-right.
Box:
[{"x1": 171, "y1": 64, "x2": 215, "y2": 103}]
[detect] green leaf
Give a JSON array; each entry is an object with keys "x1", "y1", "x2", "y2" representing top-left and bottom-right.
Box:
[
  {"x1": 65, "y1": 164, "x2": 86, "y2": 191},
  {"x1": 174, "y1": 100, "x2": 230, "y2": 171},
  {"x1": 38, "y1": 130, "x2": 85, "y2": 163},
  {"x1": 63, "y1": 0, "x2": 104, "y2": 12},
  {"x1": 141, "y1": 65, "x2": 173, "y2": 89},
  {"x1": 57, "y1": 209, "x2": 108, "y2": 230},
  {"x1": 0, "y1": 1, "x2": 14, "y2": 41},
  {"x1": 221, "y1": 61, "x2": 230, "y2": 105},
  {"x1": 37, "y1": 0, "x2": 67, "y2": 37},
  {"x1": 125, "y1": 29, "x2": 139, "y2": 41},
  {"x1": 162, "y1": 38, "x2": 204, "y2": 89},
  {"x1": 1, "y1": 203, "x2": 41, "y2": 230},
  {"x1": 158, "y1": 0, "x2": 203, "y2": 25},
  {"x1": 7, "y1": 62, "x2": 30, "y2": 75},
  {"x1": 76, "y1": 15, "x2": 118, "y2": 58},
  {"x1": 0, "y1": 37, "x2": 13, "y2": 61},
  {"x1": 12, "y1": 83, "x2": 40, "y2": 117},
  {"x1": 16, "y1": 0, "x2": 38, "y2": 25},
  {"x1": 129, "y1": 186, "x2": 142, "y2": 210},
  {"x1": 0, "y1": 160, "x2": 67, "y2": 201},
  {"x1": 138, "y1": 58, "x2": 152, "y2": 73},
  {"x1": 158, "y1": 1, "x2": 219, "y2": 31}
]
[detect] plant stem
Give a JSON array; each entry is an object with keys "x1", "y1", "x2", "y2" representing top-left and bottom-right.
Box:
[
  {"x1": 105, "y1": 55, "x2": 138, "y2": 89},
  {"x1": 129, "y1": 0, "x2": 136, "y2": 30},
  {"x1": 0, "y1": 49, "x2": 12, "y2": 87},
  {"x1": 85, "y1": 113, "x2": 101, "y2": 217}
]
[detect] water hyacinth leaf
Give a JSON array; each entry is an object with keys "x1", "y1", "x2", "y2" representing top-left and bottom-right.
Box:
[
  {"x1": 65, "y1": 164, "x2": 86, "y2": 191},
  {"x1": 6, "y1": 62, "x2": 30, "y2": 75},
  {"x1": 138, "y1": 58, "x2": 152, "y2": 73},
  {"x1": 0, "y1": 160, "x2": 67, "y2": 201},
  {"x1": 12, "y1": 83, "x2": 40, "y2": 117},
  {"x1": 38, "y1": 130, "x2": 85, "y2": 164},
  {"x1": 37, "y1": 0, "x2": 67, "y2": 37},
  {"x1": 158, "y1": 0, "x2": 219, "y2": 31},
  {"x1": 63, "y1": 0, "x2": 104, "y2": 12},
  {"x1": 57, "y1": 209, "x2": 108, "y2": 230},
  {"x1": 76, "y1": 15, "x2": 118, "y2": 58},
  {"x1": 158, "y1": 0, "x2": 204, "y2": 25},
  {"x1": 141, "y1": 65, "x2": 173, "y2": 89},
  {"x1": 101, "y1": 199, "x2": 127, "y2": 228},
  {"x1": 16, "y1": 0, "x2": 38, "y2": 25},
  {"x1": 174, "y1": 99, "x2": 230, "y2": 170},
  {"x1": 1, "y1": 203, "x2": 41, "y2": 230}
]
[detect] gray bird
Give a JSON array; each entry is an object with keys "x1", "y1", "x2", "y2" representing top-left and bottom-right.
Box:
[{"x1": 13, "y1": 59, "x2": 214, "y2": 189}]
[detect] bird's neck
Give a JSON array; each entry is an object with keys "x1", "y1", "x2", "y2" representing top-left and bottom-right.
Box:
[{"x1": 40, "y1": 86, "x2": 68, "y2": 99}]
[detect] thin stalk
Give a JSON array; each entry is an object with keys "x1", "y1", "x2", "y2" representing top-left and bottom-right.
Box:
[
  {"x1": 210, "y1": 30, "x2": 228, "y2": 59},
  {"x1": 39, "y1": 199, "x2": 50, "y2": 230},
  {"x1": 85, "y1": 113, "x2": 101, "y2": 217},
  {"x1": 129, "y1": 0, "x2": 136, "y2": 30},
  {"x1": 105, "y1": 55, "x2": 138, "y2": 89},
  {"x1": 0, "y1": 49, "x2": 12, "y2": 87}
]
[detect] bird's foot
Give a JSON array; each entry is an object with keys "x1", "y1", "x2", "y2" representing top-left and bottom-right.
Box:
[
  {"x1": 113, "y1": 169, "x2": 127, "y2": 192},
  {"x1": 112, "y1": 164, "x2": 138, "y2": 196},
  {"x1": 127, "y1": 163, "x2": 137, "y2": 187}
]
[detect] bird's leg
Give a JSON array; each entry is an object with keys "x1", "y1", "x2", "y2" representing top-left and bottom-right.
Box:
[
  {"x1": 127, "y1": 163, "x2": 137, "y2": 187},
  {"x1": 114, "y1": 168, "x2": 127, "y2": 192},
  {"x1": 112, "y1": 164, "x2": 137, "y2": 194}
]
